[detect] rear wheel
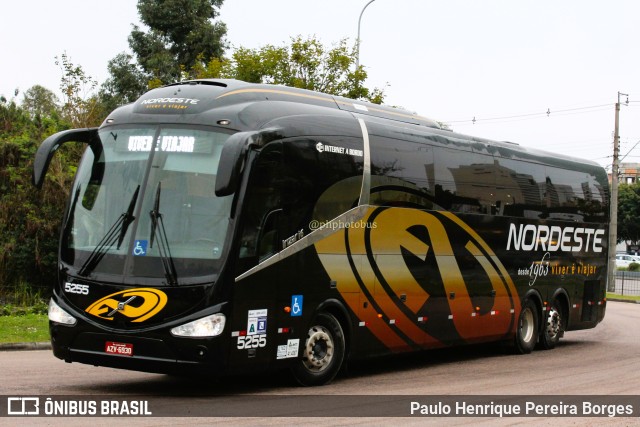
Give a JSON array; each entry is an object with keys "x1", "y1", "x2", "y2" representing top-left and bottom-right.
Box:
[
  {"x1": 514, "y1": 298, "x2": 538, "y2": 354},
  {"x1": 539, "y1": 299, "x2": 564, "y2": 350},
  {"x1": 291, "y1": 312, "x2": 345, "y2": 386}
]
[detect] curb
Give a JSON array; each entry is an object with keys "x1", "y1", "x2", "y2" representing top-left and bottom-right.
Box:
[{"x1": 0, "y1": 342, "x2": 51, "y2": 351}]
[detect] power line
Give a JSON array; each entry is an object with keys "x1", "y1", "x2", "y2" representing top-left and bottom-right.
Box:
[
  {"x1": 444, "y1": 103, "x2": 613, "y2": 126},
  {"x1": 620, "y1": 138, "x2": 640, "y2": 163}
]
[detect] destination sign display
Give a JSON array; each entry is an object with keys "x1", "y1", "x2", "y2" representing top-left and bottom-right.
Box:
[{"x1": 116, "y1": 134, "x2": 213, "y2": 154}]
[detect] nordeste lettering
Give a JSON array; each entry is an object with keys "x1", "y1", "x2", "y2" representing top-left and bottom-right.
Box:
[
  {"x1": 140, "y1": 97, "x2": 199, "y2": 105},
  {"x1": 506, "y1": 223, "x2": 604, "y2": 253}
]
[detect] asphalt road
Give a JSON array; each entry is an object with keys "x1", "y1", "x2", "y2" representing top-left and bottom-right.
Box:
[{"x1": 1, "y1": 301, "x2": 639, "y2": 426}]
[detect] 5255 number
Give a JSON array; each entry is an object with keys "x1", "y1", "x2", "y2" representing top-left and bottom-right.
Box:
[{"x1": 237, "y1": 335, "x2": 266, "y2": 349}]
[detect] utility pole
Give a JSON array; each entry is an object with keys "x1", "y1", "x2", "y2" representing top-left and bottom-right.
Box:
[{"x1": 608, "y1": 92, "x2": 628, "y2": 292}]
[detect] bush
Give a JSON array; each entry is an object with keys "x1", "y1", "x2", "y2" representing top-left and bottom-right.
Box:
[
  {"x1": 0, "y1": 280, "x2": 50, "y2": 316},
  {"x1": 0, "y1": 300, "x2": 48, "y2": 316},
  {"x1": 1, "y1": 100, "x2": 78, "y2": 299},
  {"x1": 629, "y1": 262, "x2": 640, "y2": 272}
]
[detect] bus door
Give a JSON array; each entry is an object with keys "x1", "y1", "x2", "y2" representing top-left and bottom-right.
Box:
[{"x1": 230, "y1": 142, "x2": 284, "y2": 367}]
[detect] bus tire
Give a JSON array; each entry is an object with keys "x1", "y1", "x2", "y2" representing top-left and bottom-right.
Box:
[
  {"x1": 514, "y1": 299, "x2": 538, "y2": 354},
  {"x1": 291, "y1": 312, "x2": 345, "y2": 386},
  {"x1": 539, "y1": 299, "x2": 564, "y2": 350}
]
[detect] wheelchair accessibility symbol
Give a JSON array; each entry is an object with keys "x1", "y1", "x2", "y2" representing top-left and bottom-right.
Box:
[
  {"x1": 291, "y1": 295, "x2": 303, "y2": 317},
  {"x1": 133, "y1": 240, "x2": 148, "y2": 256}
]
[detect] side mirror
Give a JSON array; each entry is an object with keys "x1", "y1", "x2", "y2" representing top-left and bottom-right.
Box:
[
  {"x1": 215, "y1": 127, "x2": 283, "y2": 197},
  {"x1": 214, "y1": 132, "x2": 252, "y2": 197},
  {"x1": 32, "y1": 128, "x2": 99, "y2": 189}
]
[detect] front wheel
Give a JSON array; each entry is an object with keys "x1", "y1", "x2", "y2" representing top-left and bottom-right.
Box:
[
  {"x1": 291, "y1": 312, "x2": 345, "y2": 386},
  {"x1": 514, "y1": 299, "x2": 539, "y2": 354}
]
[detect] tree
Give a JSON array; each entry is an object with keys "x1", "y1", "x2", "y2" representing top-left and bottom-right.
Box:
[
  {"x1": 618, "y1": 182, "x2": 640, "y2": 247},
  {"x1": 56, "y1": 53, "x2": 102, "y2": 128},
  {"x1": 1, "y1": 54, "x2": 103, "y2": 301},
  {"x1": 194, "y1": 36, "x2": 386, "y2": 104},
  {"x1": 0, "y1": 100, "x2": 73, "y2": 298},
  {"x1": 100, "y1": 53, "x2": 148, "y2": 113},
  {"x1": 129, "y1": 0, "x2": 227, "y2": 84},
  {"x1": 101, "y1": 0, "x2": 228, "y2": 107},
  {"x1": 21, "y1": 85, "x2": 59, "y2": 118}
]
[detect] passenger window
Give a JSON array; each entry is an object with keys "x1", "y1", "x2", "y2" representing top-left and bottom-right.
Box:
[
  {"x1": 282, "y1": 137, "x2": 362, "y2": 232},
  {"x1": 368, "y1": 133, "x2": 435, "y2": 209},
  {"x1": 494, "y1": 157, "x2": 547, "y2": 219},
  {"x1": 433, "y1": 147, "x2": 495, "y2": 214}
]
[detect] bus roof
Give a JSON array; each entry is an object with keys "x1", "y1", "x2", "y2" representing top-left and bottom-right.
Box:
[{"x1": 105, "y1": 79, "x2": 604, "y2": 172}]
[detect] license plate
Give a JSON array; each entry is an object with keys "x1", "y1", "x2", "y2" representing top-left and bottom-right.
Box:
[{"x1": 105, "y1": 341, "x2": 133, "y2": 357}]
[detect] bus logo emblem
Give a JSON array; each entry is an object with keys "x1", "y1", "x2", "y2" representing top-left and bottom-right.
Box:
[
  {"x1": 85, "y1": 288, "x2": 168, "y2": 322},
  {"x1": 315, "y1": 207, "x2": 520, "y2": 347}
]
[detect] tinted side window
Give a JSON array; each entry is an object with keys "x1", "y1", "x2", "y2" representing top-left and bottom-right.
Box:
[
  {"x1": 492, "y1": 157, "x2": 608, "y2": 222},
  {"x1": 369, "y1": 134, "x2": 435, "y2": 209},
  {"x1": 494, "y1": 157, "x2": 547, "y2": 218},
  {"x1": 544, "y1": 166, "x2": 608, "y2": 222},
  {"x1": 433, "y1": 147, "x2": 496, "y2": 214},
  {"x1": 283, "y1": 137, "x2": 363, "y2": 235}
]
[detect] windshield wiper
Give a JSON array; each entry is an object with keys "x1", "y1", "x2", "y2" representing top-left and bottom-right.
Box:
[
  {"x1": 78, "y1": 185, "x2": 140, "y2": 277},
  {"x1": 149, "y1": 182, "x2": 178, "y2": 286}
]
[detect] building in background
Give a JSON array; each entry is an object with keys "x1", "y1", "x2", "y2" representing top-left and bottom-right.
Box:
[{"x1": 609, "y1": 162, "x2": 640, "y2": 185}]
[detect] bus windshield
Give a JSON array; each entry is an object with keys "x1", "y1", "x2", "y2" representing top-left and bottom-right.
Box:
[{"x1": 61, "y1": 125, "x2": 234, "y2": 282}]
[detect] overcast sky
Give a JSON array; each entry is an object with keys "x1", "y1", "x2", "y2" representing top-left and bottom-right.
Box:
[{"x1": 2, "y1": 0, "x2": 640, "y2": 168}]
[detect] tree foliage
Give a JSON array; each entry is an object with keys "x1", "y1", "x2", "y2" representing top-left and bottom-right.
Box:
[
  {"x1": 618, "y1": 182, "x2": 640, "y2": 245},
  {"x1": 0, "y1": 98, "x2": 76, "y2": 296},
  {"x1": 102, "y1": 2, "x2": 384, "y2": 107},
  {"x1": 1, "y1": 54, "x2": 100, "y2": 299},
  {"x1": 130, "y1": 0, "x2": 227, "y2": 83},
  {"x1": 100, "y1": 53, "x2": 148, "y2": 113},
  {"x1": 193, "y1": 36, "x2": 385, "y2": 104},
  {"x1": 22, "y1": 85, "x2": 60, "y2": 119},
  {"x1": 56, "y1": 53, "x2": 103, "y2": 128},
  {"x1": 101, "y1": 0, "x2": 228, "y2": 107}
]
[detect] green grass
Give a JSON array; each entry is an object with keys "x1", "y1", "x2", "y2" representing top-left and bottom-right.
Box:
[
  {"x1": 606, "y1": 292, "x2": 640, "y2": 302},
  {"x1": 0, "y1": 313, "x2": 49, "y2": 344}
]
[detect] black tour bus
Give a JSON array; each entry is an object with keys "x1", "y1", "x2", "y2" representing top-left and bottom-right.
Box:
[{"x1": 33, "y1": 79, "x2": 609, "y2": 385}]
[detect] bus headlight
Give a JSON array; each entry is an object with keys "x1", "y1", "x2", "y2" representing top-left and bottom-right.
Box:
[
  {"x1": 48, "y1": 298, "x2": 77, "y2": 326},
  {"x1": 170, "y1": 313, "x2": 226, "y2": 337}
]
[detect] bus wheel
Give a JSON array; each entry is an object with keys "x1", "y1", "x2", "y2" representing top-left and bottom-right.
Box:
[
  {"x1": 539, "y1": 299, "x2": 564, "y2": 350},
  {"x1": 291, "y1": 312, "x2": 345, "y2": 386},
  {"x1": 514, "y1": 299, "x2": 538, "y2": 354}
]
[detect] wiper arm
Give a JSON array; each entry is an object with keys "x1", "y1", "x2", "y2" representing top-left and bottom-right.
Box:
[
  {"x1": 149, "y1": 182, "x2": 178, "y2": 286},
  {"x1": 118, "y1": 185, "x2": 140, "y2": 248},
  {"x1": 78, "y1": 185, "x2": 140, "y2": 277}
]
